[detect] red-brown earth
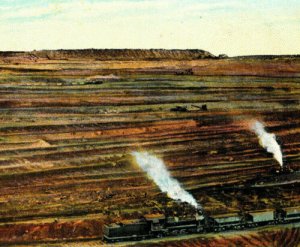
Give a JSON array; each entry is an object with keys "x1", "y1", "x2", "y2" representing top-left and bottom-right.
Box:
[{"x1": 0, "y1": 51, "x2": 299, "y2": 246}]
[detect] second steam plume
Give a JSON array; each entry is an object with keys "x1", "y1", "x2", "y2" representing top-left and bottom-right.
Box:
[
  {"x1": 250, "y1": 120, "x2": 283, "y2": 167},
  {"x1": 132, "y1": 151, "x2": 201, "y2": 209}
]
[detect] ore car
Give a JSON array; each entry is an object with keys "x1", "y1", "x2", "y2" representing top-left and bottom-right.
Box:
[
  {"x1": 210, "y1": 213, "x2": 244, "y2": 231},
  {"x1": 246, "y1": 210, "x2": 275, "y2": 227},
  {"x1": 279, "y1": 206, "x2": 300, "y2": 223}
]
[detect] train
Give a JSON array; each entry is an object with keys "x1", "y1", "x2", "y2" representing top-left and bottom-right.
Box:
[{"x1": 103, "y1": 206, "x2": 300, "y2": 243}]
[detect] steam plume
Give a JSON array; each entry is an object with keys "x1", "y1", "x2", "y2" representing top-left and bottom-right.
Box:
[
  {"x1": 132, "y1": 151, "x2": 200, "y2": 208},
  {"x1": 250, "y1": 121, "x2": 283, "y2": 167}
]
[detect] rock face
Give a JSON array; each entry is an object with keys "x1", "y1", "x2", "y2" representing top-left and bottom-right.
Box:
[
  {"x1": 0, "y1": 49, "x2": 216, "y2": 61},
  {"x1": 0, "y1": 52, "x2": 38, "y2": 63}
]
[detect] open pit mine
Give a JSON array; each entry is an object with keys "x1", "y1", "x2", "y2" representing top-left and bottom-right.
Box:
[{"x1": 0, "y1": 50, "x2": 299, "y2": 246}]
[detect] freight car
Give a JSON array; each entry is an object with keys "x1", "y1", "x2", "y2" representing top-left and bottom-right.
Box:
[
  {"x1": 245, "y1": 210, "x2": 275, "y2": 227},
  {"x1": 210, "y1": 213, "x2": 244, "y2": 232},
  {"x1": 103, "y1": 206, "x2": 300, "y2": 243},
  {"x1": 277, "y1": 206, "x2": 300, "y2": 223}
]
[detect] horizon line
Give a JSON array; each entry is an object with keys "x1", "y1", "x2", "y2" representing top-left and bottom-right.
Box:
[{"x1": 1, "y1": 49, "x2": 300, "y2": 57}]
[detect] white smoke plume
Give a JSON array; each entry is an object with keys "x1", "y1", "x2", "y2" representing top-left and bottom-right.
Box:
[
  {"x1": 250, "y1": 120, "x2": 283, "y2": 167},
  {"x1": 132, "y1": 151, "x2": 200, "y2": 209}
]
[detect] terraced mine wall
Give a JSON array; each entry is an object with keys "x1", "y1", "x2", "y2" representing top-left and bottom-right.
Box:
[
  {"x1": 0, "y1": 53, "x2": 299, "y2": 245},
  {"x1": 1, "y1": 51, "x2": 300, "y2": 77},
  {"x1": 0, "y1": 49, "x2": 216, "y2": 61}
]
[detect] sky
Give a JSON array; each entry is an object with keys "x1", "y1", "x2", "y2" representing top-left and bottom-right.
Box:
[{"x1": 0, "y1": 0, "x2": 300, "y2": 56}]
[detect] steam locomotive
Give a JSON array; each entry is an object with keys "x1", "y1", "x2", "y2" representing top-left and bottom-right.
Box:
[{"x1": 103, "y1": 206, "x2": 300, "y2": 243}]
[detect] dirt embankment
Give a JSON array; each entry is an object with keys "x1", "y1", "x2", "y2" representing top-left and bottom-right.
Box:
[
  {"x1": 192, "y1": 59, "x2": 300, "y2": 77},
  {"x1": 1, "y1": 49, "x2": 300, "y2": 77},
  {"x1": 0, "y1": 49, "x2": 216, "y2": 62}
]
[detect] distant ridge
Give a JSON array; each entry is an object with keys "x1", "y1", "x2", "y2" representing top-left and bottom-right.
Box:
[
  {"x1": 0, "y1": 49, "x2": 216, "y2": 61},
  {"x1": 234, "y1": 55, "x2": 300, "y2": 60}
]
